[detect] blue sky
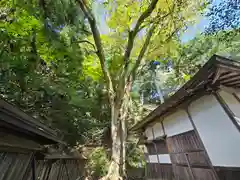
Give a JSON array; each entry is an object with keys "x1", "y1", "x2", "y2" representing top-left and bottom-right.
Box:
[
  {"x1": 181, "y1": 0, "x2": 222, "y2": 42},
  {"x1": 93, "y1": 0, "x2": 223, "y2": 42}
]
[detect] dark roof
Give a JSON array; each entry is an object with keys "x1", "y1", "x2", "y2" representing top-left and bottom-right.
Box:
[
  {"x1": 0, "y1": 99, "x2": 65, "y2": 145},
  {"x1": 131, "y1": 55, "x2": 240, "y2": 131}
]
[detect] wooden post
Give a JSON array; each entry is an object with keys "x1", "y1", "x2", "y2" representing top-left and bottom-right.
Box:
[
  {"x1": 184, "y1": 153, "x2": 195, "y2": 180},
  {"x1": 152, "y1": 129, "x2": 160, "y2": 164}
]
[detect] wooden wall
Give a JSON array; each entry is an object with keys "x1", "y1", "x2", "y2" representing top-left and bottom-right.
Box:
[
  {"x1": 24, "y1": 159, "x2": 84, "y2": 180},
  {"x1": 144, "y1": 88, "x2": 240, "y2": 180},
  {"x1": 0, "y1": 150, "x2": 85, "y2": 180},
  {"x1": 167, "y1": 130, "x2": 216, "y2": 180},
  {"x1": 0, "y1": 152, "x2": 32, "y2": 180}
]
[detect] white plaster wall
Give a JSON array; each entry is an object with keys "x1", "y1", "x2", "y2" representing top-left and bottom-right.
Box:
[
  {"x1": 152, "y1": 122, "x2": 164, "y2": 138},
  {"x1": 163, "y1": 110, "x2": 193, "y2": 137},
  {"x1": 158, "y1": 154, "x2": 171, "y2": 164},
  {"x1": 143, "y1": 145, "x2": 148, "y2": 153},
  {"x1": 148, "y1": 155, "x2": 158, "y2": 163},
  {"x1": 189, "y1": 94, "x2": 240, "y2": 167},
  {"x1": 219, "y1": 90, "x2": 240, "y2": 125},
  {"x1": 145, "y1": 127, "x2": 153, "y2": 140}
]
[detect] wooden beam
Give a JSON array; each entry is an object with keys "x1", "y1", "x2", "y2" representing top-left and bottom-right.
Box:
[
  {"x1": 212, "y1": 68, "x2": 223, "y2": 84},
  {"x1": 219, "y1": 75, "x2": 240, "y2": 84},
  {"x1": 233, "y1": 93, "x2": 240, "y2": 103},
  {"x1": 184, "y1": 153, "x2": 195, "y2": 179},
  {"x1": 218, "y1": 71, "x2": 239, "y2": 80},
  {"x1": 152, "y1": 129, "x2": 160, "y2": 164},
  {"x1": 161, "y1": 121, "x2": 166, "y2": 135},
  {"x1": 220, "y1": 85, "x2": 240, "y2": 94},
  {"x1": 224, "y1": 80, "x2": 240, "y2": 86}
]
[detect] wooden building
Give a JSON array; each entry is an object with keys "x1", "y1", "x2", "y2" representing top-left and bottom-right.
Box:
[
  {"x1": 131, "y1": 55, "x2": 240, "y2": 180},
  {"x1": 0, "y1": 99, "x2": 85, "y2": 180}
]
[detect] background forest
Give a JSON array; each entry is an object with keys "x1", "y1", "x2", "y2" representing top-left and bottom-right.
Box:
[{"x1": 0, "y1": 0, "x2": 239, "y2": 179}]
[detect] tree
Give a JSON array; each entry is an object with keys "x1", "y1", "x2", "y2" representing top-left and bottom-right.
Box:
[
  {"x1": 0, "y1": 0, "x2": 110, "y2": 146},
  {"x1": 76, "y1": 0, "x2": 208, "y2": 179}
]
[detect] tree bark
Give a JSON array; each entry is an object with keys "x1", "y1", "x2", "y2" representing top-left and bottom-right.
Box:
[{"x1": 103, "y1": 105, "x2": 121, "y2": 180}]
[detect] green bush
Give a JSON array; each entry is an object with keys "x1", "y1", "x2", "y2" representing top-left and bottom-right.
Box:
[{"x1": 86, "y1": 147, "x2": 110, "y2": 178}]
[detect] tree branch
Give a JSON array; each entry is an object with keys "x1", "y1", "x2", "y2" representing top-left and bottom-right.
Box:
[
  {"x1": 75, "y1": 40, "x2": 96, "y2": 51},
  {"x1": 77, "y1": 0, "x2": 115, "y2": 104},
  {"x1": 123, "y1": 0, "x2": 159, "y2": 68},
  {"x1": 129, "y1": 25, "x2": 156, "y2": 83}
]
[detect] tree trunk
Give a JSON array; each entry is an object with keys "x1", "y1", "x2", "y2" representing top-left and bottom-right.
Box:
[
  {"x1": 103, "y1": 94, "x2": 129, "y2": 180},
  {"x1": 102, "y1": 105, "x2": 121, "y2": 180}
]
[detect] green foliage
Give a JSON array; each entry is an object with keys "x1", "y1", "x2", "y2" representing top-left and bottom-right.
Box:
[
  {"x1": 86, "y1": 147, "x2": 110, "y2": 178},
  {"x1": 127, "y1": 143, "x2": 145, "y2": 168},
  {"x1": 0, "y1": 0, "x2": 110, "y2": 146},
  {"x1": 3, "y1": 0, "x2": 238, "y2": 177},
  {"x1": 162, "y1": 29, "x2": 240, "y2": 95}
]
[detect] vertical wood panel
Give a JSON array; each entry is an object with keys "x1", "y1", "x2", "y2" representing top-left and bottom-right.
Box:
[
  {"x1": 146, "y1": 163, "x2": 173, "y2": 179},
  {"x1": 166, "y1": 130, "x2": 217, "y2": 180},
  {"x1": 215, "y1": 167, "x2": 240, "y2": 180},
  {"x1": 0, "y1": 152, "x2": 32, "y2": 180},
  {"x1": 172, "y1": 165, "x2": 192, "y2": 180},
  {"x1": 166, "y1": 130, "x2": 203, "y2": 154},
  {"x1": 192, "y1": 168, "x2": 216, "y2": 180}
]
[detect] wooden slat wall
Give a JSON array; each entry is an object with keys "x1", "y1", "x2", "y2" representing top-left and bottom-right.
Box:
[
  {"x1": 0, "y1": 152, "x2": 32, "y2": 180},
  {"x1": 172, "y1": 164, "x2": 192, "y2": 180},
  {"x1": 166, "y1": 130, "x2": 203, "y2": 153},
  {"x1": 193, "y1": 168, "x2": 216, "y2": 180},
  {"x1": 167, "y1": 130, "x2": 216, "y2": 180},
  {"x1": 145, "y1": 140, "x2": 173, "y2": 179},
  {"x1": 0, "y1": 151, "x2": 85, "y2": 180},
  {"x1": 29, "y1": 159, "x2": 84, "y2": 180},
  {"x1": 146, "y1": 163, "x2": 173, "y2": 180},
  {"x1": 215, "y1": 167, "x2": 240, "y2": 180},
  {"x1": 170, "y1": 151, "x2": 209, "y2": 167},
  {"x1": 146, "y1": 140, "x2": 168, "y2": 155}
]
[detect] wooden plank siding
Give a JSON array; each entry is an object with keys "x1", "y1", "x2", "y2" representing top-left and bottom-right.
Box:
[
  {"x1": 166, "y1": 130, "x2": 216, "y2": 180},
  {"x1": 25, "y1": 159, "x2": 84, "y2": 180},
  {"x1": 0, "y1": 151, "x2": 85, "y2": 180},
  {"x1": 145, "y1": 137, "x2": 173, "y2": 179},
  {"x1": 146, "y1": 163, "x2": 173, "y2": 180},
  {"x1": 144, "y1": 124, "x2": 218, "y2": 180},
  {"x1": 145, "y1": 140, "x2": 168, "y2": 155},
  {"x1": 0, "y1": 152, "x2": 32, "y2": 180},
  {"x1": 215, "y1": 167, "x2": 240, "y2": 180}
]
